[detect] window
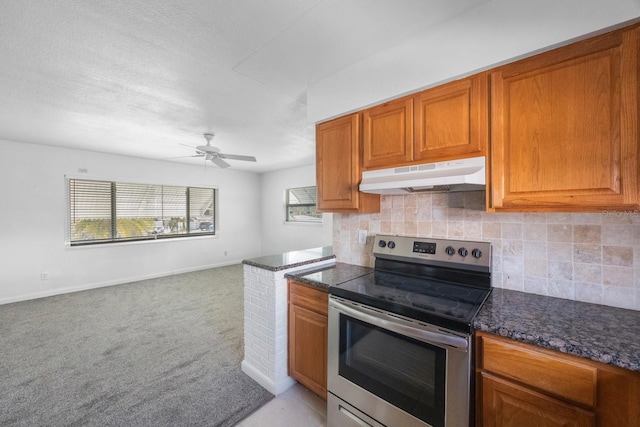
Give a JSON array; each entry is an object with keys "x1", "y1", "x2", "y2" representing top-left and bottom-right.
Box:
[
  {"x1": 285, "y1": 186, "x2": 322, "y2": 223},
  {"x1": 68, "y1": 178, "x2": 216, "y2": 246}
]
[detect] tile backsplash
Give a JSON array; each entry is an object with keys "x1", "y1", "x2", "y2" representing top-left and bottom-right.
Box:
[{"x1": 332, "y1": 192, "x2": 640, "y2": 311}]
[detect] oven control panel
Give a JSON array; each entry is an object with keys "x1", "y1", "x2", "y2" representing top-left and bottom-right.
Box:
[
  {"x1": 374, "y1": 234, "x2": 491, "y2": 271},
  {"x1": 413, "y1": 241, "x2": 436, "y2": 254}
]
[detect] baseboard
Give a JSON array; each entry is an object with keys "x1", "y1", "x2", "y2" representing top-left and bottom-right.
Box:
[
  {"x1": 0, "y1": 259, "x2": 243, "y2": 306},
  {"x1": 241, "y1": 360, "x2": 296, "y2": 396}
]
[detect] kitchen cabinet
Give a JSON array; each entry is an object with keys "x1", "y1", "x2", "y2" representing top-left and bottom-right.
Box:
[
  {"x1": 490, "y1": 24, "x2": 640, "y2": 212},
  {"x1": 413, "y1": 73, "x2": 488, "y2": 162},
  {"x1": 316, "y1": 113, "x2": 380, "y2": 213},
  {"x1": 362, "y1": 96, "x2": 414, "y2": 168},
  {"x1": 361, "y1": 73, "x2": 488, "y2": 170},
  {"x1": 288, "y1": 280, "x2": 328, "y2": 400},
  {"x1": 318, "y1": 22, "x2": 640, "y2": 212},
  {"x1": 476, "y1": 331, "x2": 640, "y2": 427}
]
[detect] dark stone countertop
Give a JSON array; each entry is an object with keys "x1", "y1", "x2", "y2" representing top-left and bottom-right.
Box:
[
  {"x1": 286, "y1": 262, "x2": 374, "y2": 292},
  {"x1": 474, "y1": 288, "x2": 640, "y2": 372},
  {"x1": 242, "y1": 246, "x2": 335, "y2": 271}
]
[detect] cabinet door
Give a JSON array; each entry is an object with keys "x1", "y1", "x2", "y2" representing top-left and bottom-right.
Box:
[
  {"x1": 363, "y1": 97, "x2": 413, "y2": 168},
  {"x1": 490, "y1": 25, "x2": 640, "y2": 211},
  {"x1": 288, "y1": 303, "x2": 327, "y2": 399},
  {"x1": 316, "y1": 113, "x2": 380, "y2": 213},
  {"x1": 414, "y1": 73, "x2": 488, "y2": 161},
  {"x1": 480, "y1": 372, "x2": 595, "y2": 427}
]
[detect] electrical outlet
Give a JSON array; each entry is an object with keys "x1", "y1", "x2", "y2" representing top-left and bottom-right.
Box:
[
  {"x1": 358, "y1": 229, "x2": 368, "y2": 245},
  {"x1": 40, "y1": 272, "x2": 48, "y2": 281}
]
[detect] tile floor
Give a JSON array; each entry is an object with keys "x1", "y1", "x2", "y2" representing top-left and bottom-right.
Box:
[{"x1": 236, "y1": 383, "x2": 327, "y2": 427}]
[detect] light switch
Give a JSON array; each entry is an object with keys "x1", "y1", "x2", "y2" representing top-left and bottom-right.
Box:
[{"x1": 358, "y1": 229, "x2": 368, "y2": 245}]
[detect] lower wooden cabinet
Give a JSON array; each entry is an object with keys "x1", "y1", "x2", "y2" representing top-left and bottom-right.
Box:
[
  {"x1": 288, "y1": 280, "x2": 328, "y2": 400},
  {"x1": 476, "y1": 331, "x2": 640, "y2": 427},
  {"x1": 481, "y1": 372, "x2": 595, "y2": 427}
]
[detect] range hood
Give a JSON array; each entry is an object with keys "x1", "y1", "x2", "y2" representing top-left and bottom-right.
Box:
[{"x1": 359, "y1": 156, "x2": 485, "y2": 194}]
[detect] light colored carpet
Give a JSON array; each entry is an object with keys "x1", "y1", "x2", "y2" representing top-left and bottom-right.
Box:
[{"x1": 0, "y1": 264, "x2": 273, "y2": 426}]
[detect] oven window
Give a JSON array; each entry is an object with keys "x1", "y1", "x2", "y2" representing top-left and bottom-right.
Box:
[{"x1": 339, "y1": 314, "x2": 446, "y2": 427}]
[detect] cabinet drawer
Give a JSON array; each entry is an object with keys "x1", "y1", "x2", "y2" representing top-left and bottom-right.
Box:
[
  {"x1": 478, "y1": 334, "x2": 597, "y2": 407},
  {"x1": 289, "y1": 281, "x2": 328, "y2": 316}
]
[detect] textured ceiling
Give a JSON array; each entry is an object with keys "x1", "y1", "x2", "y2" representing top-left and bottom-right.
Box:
[{"x1": 0, "y1": 0, "x2": 489, "y2": 173}]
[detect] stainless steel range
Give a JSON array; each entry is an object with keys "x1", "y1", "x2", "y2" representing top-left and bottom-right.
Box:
[{"x1": 327, "y1": 235, "x2": 492, "y2": 427}]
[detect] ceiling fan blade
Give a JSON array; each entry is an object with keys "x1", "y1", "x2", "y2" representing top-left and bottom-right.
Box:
[
  {"x1": 210, "y1": 157, "x2": 231, "y2": 168},
  {"x1": 219, "y1": 154, "x2": 257, "y2": 162}
]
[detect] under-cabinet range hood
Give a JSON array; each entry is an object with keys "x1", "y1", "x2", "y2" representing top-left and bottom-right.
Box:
[{"x1": 359, "y1": 156, "x2": 485, "y2": 194}]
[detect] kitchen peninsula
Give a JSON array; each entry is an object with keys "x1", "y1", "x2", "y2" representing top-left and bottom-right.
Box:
[{"x1": 241, "y1": 247, "x2": 336, "y2": 395}]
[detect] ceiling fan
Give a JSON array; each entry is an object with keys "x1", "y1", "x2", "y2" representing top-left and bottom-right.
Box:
[{"x1": 180, "y1": 133, "x2": 257, "y2": 168}]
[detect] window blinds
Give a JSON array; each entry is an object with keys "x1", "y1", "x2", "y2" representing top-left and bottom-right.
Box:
[{"x1": 68, "y1": 178, "x2": 216, "y2": 245}]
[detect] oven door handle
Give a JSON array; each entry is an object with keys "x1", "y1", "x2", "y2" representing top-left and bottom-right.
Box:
[{"x1": 331, "y1": 299, "x2": 468, "y2": 351}]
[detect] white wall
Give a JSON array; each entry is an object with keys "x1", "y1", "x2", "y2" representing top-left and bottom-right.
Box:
[
  {"x1": 307, "y1": 0, "x2": 640, "y2": 122},
  {"x1": 0, "y1": 139, "x2": 263, "y2": 304},
  {"x1": 260, "y1": 164, "x2": 332, "y2": 255}
]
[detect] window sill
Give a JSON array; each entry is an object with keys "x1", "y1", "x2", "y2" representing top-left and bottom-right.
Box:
[
  {"x1": 283, "y1": 221, "x2": 324, "y2": 227},
  {"x1": 65, "y1": 233, "x2": 219, "y2": 248}
]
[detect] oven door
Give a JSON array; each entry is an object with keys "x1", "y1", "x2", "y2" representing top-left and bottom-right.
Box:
[{"x1": 328, "y1": 296, "x2": 471, "y2": 427}]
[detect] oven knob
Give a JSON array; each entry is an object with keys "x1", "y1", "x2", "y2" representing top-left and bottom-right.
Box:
[
  {"x1": 445, "y1": 246, "x2": 455, "y2": 256},
  {"x1": 378, "y1": 240, "x2": 387, "y2": 248},
  {"x1": 472, "y1": 248, "x2": 482, "y2": 258},
  {"x1": 458, "y1": 247, "x2": 468, "y2": 257},
  {"x1": 387, "y1": 241, "x2": 396, "y2": 249}
]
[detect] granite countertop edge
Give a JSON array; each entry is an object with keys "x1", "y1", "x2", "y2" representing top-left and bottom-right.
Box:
[
  {"x1": 242, "y1": 246, "x2": 335, "y2": 272},
  {"x1": 242, "y1": 254, "x2": 336, "y2": 272},
  {"x1": 474, "y1": 288, "x2": 640, "y2": 373}
]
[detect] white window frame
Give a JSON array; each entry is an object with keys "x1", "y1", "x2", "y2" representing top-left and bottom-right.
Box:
[{"x1": 285, "y1": 186, "x2": 322, "y2": 224}]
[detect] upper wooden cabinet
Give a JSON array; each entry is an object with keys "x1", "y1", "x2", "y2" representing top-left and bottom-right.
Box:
[
  {"x1": 363, "y1": 97, "x2": 414, "y2": 168},
  {"x1": 414, "y1": 73, "x2": 488, "y2": 161},
  {"x1": 490, "y1": 25, "x2": 640, "y2": 212},
  {"x1": 316, "y1": 113, "x2": 380, "y2": 213},
  {"x1": 317, "y1": 22, "x2": 640, "y2": 212},
  {"x1": 361, "y1": 73, "x2": 488, "y2": 170}
]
